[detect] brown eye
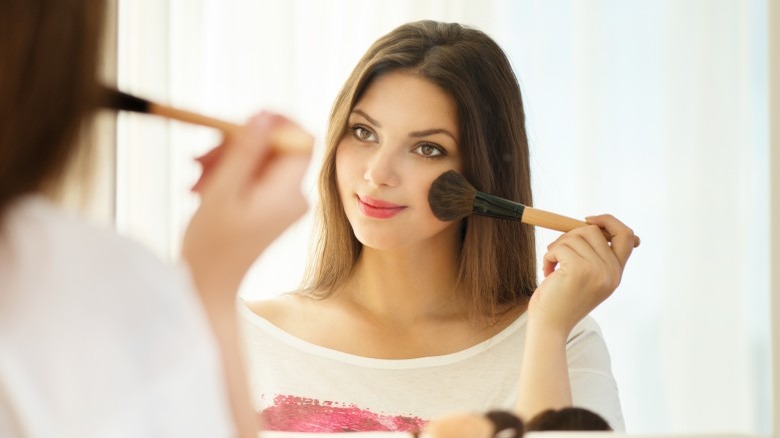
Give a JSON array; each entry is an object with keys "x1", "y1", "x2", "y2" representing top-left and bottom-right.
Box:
[
  {"x1": 414, "y1": 143, "x2": 444, "y2": 158},
  {"x1": 352, "y1": 126, "x2": 376, "y2": 142}
]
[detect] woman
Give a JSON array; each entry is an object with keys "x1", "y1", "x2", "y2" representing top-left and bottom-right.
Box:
[
  {"x1": 240, "y1": 20, "x2": 637, "y2": 433},
  {"x1": 0, "y1": 0, "x2": 311, "y2": 436}
]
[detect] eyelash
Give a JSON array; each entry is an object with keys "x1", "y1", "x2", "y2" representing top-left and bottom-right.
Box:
[
  {"x1": 349, "y1": 125, "x2": 447, "y2": 160},
  {"x1": 350, "y1": 125, "x2": 376, "y2": 142},
  {"x1": 413, "y1": 143, "x2": 446, "y2": 159}
]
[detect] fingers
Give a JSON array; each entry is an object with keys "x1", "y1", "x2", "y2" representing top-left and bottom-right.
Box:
[
  {"x1": 201, "y1": 114, "x2": 275, "y2": 197},
  {"x1": 543, "y1": 234, "x2": 594, "y2": 278},
  {"x1": 543, "y1": 215, "x2": 634, "y2": 293},
  {"x1": 587, "y1": 214, "x2": 641, "y2": 248},
  {"x1": 585, "y1": 214, "x2": 637, "y2": 269},
  {"x1": 544, "y1": 225, "x2": 613, "y2": 268},
  {"x1": 542, "y1": 257, "x2": 557, "y2": 277},
  {"x1": 193, "y1": 112, "x2": 313, "y2": 197},
  {"x1": 191, "y1": 143, "x2": 225, "y2": 193},
  {"x1": 544, "y1": 231, "x2": 609, "y2": 272}
]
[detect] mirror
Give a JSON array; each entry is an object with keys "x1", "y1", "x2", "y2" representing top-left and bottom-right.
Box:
[{"x1": 114, "y1": 0, "x2": 774, "y2": 435}]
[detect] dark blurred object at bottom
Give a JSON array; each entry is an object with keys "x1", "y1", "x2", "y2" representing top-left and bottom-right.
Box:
[{"x1": 526, "y1": 407, "x2": 612, "y2": 432}]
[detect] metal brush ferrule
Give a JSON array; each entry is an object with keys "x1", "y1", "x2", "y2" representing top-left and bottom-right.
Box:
[{"x1": 472, "y1": 191, "x2": 525, "y2": 221}]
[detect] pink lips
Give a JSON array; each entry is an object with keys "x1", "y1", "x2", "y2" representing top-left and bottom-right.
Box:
[{"x1": 357, "y1": 195, "x2": 406, "y2": 219}]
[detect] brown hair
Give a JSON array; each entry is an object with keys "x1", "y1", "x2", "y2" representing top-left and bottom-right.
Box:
[
  {"x1": 0, "y1": 0, "x2": 105, "y2": 216},
  {"x1": 304, "y1": 20, "x2": 537, "y2": 320},
  {"x1": 526, "y1": 407, "x2": 612, "y2": 431}
]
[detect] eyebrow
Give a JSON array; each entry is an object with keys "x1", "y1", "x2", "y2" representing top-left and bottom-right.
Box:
[
  {"x1": 351, "y1": 109, "x2": 458, "y2": 143},
  {"x1": 352, "y1": 109, "x2": 381, "y2": 127},
  {"x1": 409, "y1": 129, "x2": 457, "y2": 142}
]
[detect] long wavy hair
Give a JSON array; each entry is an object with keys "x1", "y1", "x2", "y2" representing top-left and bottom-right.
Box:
[{"x1": 303, "y1": 20, "x2": 537, "y2": 321}]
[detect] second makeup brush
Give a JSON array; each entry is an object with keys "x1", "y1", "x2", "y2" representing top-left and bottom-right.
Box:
[{"x1": 100, "y1": 86, "x2": 312, "y2": 153}]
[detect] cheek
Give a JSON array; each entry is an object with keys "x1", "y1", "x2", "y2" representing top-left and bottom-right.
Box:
[
  {"x1": 335, "y1": 141, "x2": 360, "y2": 175},
  {"x1": 416, "y1": 175, "x2": 441, "y2": 220}
]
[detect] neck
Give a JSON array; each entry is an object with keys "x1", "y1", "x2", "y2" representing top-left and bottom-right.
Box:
[{"x1": 341, "y1": 240, "x2": 468, "y2": 325}]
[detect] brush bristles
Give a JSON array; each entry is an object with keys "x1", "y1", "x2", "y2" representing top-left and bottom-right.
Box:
[
  {"x1": 428, "y1": 170, "x2": 477, "y2": 222},
  {"x1": 100, "y1": 86, "x2": 150, "y2": 113}
]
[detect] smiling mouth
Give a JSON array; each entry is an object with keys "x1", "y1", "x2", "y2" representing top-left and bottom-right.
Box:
[{"x1": 357, "y1": 196, "x2": 406, "y2": 219}]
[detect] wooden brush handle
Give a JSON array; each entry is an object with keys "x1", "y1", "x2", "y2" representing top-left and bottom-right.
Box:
[
  {"x1": 522, "y1": 206, "x2": 640, "y2": 247},
  {"x1": 149, "y1": 102, "x2": 312, "y2": 153}
]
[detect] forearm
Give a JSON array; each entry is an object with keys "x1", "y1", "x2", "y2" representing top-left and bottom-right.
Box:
[
  {"x1": 514, "y1": 320, "x2": 572, "y2": 421},
  {"x1": 179, "y1": 113, "x2": 311, "y2": 437},
  {"x1": 203, "y1": 303, "x2": 257, "y2": 438},
  {"x1": 185, "y1": 262, "x2": 256, "y2": 437}
]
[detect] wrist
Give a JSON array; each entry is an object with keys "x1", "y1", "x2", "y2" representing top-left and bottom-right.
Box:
[
  {"x1": 182, "y1": 258, "x2": 246, "y2": 309},
  {"x1": 525, "y1": 316, "x2": 571, "y2": 345}
]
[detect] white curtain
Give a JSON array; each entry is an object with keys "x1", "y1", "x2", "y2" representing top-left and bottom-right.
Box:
[{"x1": 116, "y1": 0, "x2": 771, "y2": 434}]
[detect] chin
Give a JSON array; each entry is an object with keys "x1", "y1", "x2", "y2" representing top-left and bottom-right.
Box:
[{"x1": 354, "y1": 233, "x2": 408, "y2": 252}]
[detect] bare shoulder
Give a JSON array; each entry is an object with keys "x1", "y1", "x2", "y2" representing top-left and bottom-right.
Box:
[
  {"x1": 242, "y1": 290, "x2": 325, "y2": 334},
  {"x1": 244, "y1": 291, "x2": 302, "y2": 323}
]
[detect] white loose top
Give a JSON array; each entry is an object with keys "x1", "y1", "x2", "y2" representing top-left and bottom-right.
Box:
[{"x1": 239, "y1": 300, "x2": 625, "y2": 433}]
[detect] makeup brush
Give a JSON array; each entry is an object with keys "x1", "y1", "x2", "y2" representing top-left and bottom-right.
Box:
[
  {"x1": 100, "y1": 86, "x2": 312, "y2": 153},
  {"x1": 429, "y1": 170, "x2": 640, "y2": 247}
]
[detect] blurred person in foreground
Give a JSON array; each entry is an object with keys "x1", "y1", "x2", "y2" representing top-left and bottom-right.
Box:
[{"x1": 0, "y1": 0, "x2": 311, "y2": 436}]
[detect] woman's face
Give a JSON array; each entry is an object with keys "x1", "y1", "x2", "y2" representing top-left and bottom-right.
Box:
[{"x1": 336, "y1": 71, "x2": 463, "y2": 252}]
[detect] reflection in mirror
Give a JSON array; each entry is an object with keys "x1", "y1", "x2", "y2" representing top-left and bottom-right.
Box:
[{"x1": 115, "y1": 0, "x2": 771, "y2": 435}]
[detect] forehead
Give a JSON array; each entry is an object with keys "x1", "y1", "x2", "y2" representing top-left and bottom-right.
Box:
[{"x1": 353, "y1": 71, "x2": 458, "y2": 137}]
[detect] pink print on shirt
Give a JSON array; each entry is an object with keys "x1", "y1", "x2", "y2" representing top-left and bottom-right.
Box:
[{"x1": 259, "y1": 394, "x2": 426, "y2": 433}]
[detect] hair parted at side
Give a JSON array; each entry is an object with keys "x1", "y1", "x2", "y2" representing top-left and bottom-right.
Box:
[
  {"x1": 0, "y1": 0, "x2": 105, "y2": 216},
  {"x1": 303, "y1": 20, "x2": 537, "y2": 321}
]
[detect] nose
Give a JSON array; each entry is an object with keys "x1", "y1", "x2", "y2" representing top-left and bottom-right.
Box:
[{"x1": 363, "y1": 146, "x2": 400, "y2": 187}]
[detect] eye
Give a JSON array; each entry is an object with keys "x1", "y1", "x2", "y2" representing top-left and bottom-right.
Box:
[
  {"x1": 351, "y1": 125, "x2": 377, "y2": 142},
  {"x1": 413, "y1": 143, "x2": 445, "y2": 158}
]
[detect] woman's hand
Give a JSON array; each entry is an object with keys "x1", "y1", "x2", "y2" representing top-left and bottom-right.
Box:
[
  {"x1": 181, "y1": 112, "x2": 312, "y2": 438},
  {"x1": 515, "y1": 214, "x2": 638, "y2": 422},
  {"x1": 528, "y1": 214, "x2": 638, "y2": 336},
  {"x1": 182, "y1": 112, "x2": 312, "y2": 311}
]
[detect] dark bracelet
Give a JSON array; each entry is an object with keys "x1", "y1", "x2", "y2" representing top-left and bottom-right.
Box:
[{"x1": 485, "y1": 410, "x2": 524, "y2": 438}]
